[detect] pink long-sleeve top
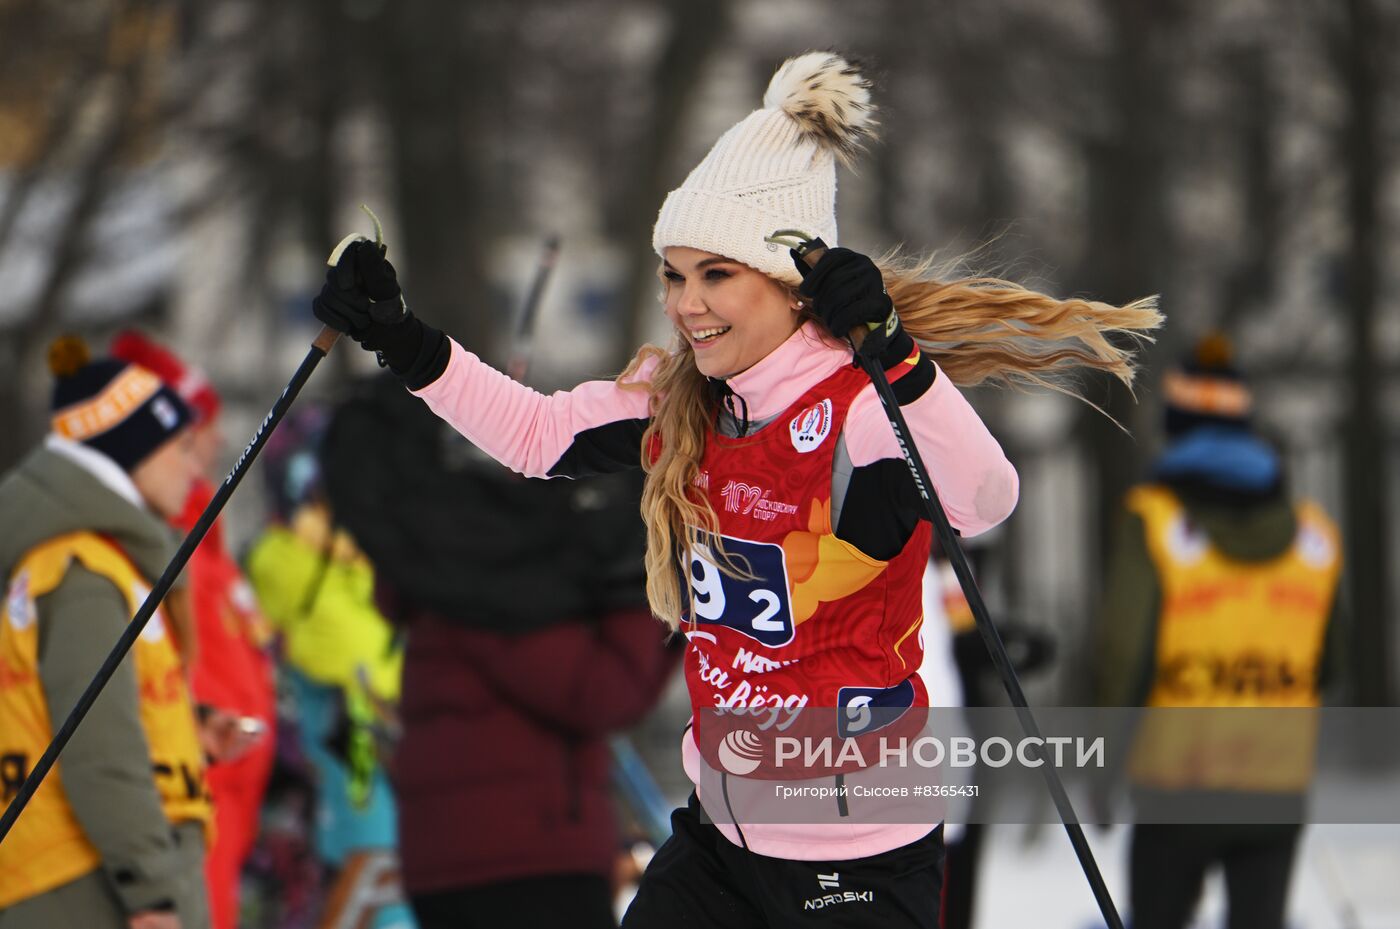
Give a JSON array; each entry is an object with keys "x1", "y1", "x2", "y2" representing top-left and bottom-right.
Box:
[{"x1": 414, "y1": 321, "x2": 1018, "y2": 858}]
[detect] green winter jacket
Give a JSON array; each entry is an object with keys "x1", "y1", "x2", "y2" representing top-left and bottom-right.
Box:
[{"x1": 244, "y1": 502, "x2": 402, "y2": 704}]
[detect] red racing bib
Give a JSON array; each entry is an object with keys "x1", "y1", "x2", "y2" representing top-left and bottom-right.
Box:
[{"x1": 683, "y1": 364, "x2": 932, "y2": 766}]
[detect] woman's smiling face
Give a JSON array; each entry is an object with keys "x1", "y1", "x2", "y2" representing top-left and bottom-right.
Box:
[{"x1": 662, "y1": 247, "x2": 802, "y2": 379}]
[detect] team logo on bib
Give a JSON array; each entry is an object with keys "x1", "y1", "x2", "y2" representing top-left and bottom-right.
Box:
[
  {"x1": 1165, "y1": 514, "x2": 1209, "y2": 564},
  {"x1": 789, "y1": 399, "x2": 833, "y2": 453},
  {"x1": 132, "y1": 582, "x2": 167, "y2": 642},
  {"x1": 1295, "y1": 521, "x2": 1336, "y2": 569},
  {"x1": 6, "y1": 571, "x2": 34, "y2": 632}
]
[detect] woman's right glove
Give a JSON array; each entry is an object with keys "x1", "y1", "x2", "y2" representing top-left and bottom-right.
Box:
[{"x1": 312, "y1": 239, "x2": 450, "y2": 389}]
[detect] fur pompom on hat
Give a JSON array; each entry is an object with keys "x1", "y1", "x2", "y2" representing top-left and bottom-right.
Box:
[{"x1": 652, "y1": 51, "x2": 876, "y2": 286}]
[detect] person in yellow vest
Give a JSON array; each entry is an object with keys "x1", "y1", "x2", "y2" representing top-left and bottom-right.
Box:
[
  {"x1": 0, "y1": 337, "x2": 212, "y2": 929},
  {"x1": 1095, "y1": 333, "x2": 1344, "y2": 929}
]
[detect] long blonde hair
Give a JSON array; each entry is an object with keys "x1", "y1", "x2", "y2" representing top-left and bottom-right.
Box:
[{"x1": 622, "y1": 255, "x2": 1162, "y2": 630}]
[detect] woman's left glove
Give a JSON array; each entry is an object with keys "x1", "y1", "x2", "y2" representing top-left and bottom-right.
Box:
[{"x1": 792, "y1": 246, "x2": 904, "y2": 360}]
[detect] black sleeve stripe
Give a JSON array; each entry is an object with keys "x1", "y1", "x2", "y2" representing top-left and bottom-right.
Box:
[
  {"x1": 890, "y1": 351, "x2": 935, "y2": 405},
  {"x1": 832, "y1": 458, "x2": 923, "y2": 561},
  {"x1": 546, "y1": 418, "x2": 648, "y2": 478}
]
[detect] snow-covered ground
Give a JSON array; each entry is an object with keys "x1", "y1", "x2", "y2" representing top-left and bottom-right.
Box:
[
  {"x1": 972, "y1": 823, "x2": 1400, "y2": 929},
  {"x1": 610, "y1": 815, "x2": 1400, "y2": 926}
]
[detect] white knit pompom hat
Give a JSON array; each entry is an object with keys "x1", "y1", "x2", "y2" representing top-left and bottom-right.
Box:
[{"x1": 652, "y1": 52, "x2": 876, "y2": 287}]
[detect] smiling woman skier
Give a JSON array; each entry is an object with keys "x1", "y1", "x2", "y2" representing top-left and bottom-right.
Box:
[{"x1": 313, "y1": 51, "x2": 1160, "y2": 928}]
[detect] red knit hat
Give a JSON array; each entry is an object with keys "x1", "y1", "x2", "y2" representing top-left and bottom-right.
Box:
[{"x1": 110, "y1": 330, "x2": 222, "y2": 424}]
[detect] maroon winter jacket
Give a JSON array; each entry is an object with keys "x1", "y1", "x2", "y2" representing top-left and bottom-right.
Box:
[{"x1": 382, "y1": 591, "x2": 681, "y2": 896}]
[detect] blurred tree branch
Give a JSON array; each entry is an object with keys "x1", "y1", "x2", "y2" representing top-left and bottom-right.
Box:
[{"x1": 0, "y1": 0, "x2": 180, "y2": 469}]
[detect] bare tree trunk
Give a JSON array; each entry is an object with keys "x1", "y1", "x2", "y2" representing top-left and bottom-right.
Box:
[
  {"x1": 615, "y1": 0, "x2": 731, "y2": 367},
  {"x1": 1077, "y1": 0, "x2": 1176, "y2": 573},
  {"x1": 1336, "y1": 0, "x2": 1393, "y2": 705},
  {"x1": 380, "y1": 2, "x2": 492, "y2": 355},
  {"x1": 1221, "y1": 47, "x2": 1277, "y2": 329},
  {"x1": 0, "y1": 5, "x2": 161, "y2": 473},
  {"x1": 300, "y1": 0, "x2": 350, "y2": 382}
]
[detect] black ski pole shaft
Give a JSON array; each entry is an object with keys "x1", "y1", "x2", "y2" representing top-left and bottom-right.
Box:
[
  {"x1": 0, "y1": 326, "x2": 342, "y2": 847},
  {"x1": 506, "y1": 234, "x2": 561, "y2": 382},
  {"x1": 854, "y1": 348, "x2": 1122, "y2": 928},
  {"x1": 783, "y1": 235, "x2": 1125, "y2": 929}
]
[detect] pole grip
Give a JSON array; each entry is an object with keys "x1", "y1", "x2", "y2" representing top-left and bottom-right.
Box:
[{"x1": 314, "y1": 325, "x2": 342, "y2": 354}]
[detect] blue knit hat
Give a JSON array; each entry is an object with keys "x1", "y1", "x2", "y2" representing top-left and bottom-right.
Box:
[{"x1": 48, "y1": 335, "x2": 195, "y2": 471}]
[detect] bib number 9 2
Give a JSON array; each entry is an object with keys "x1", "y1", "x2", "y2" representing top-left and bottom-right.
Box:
[{"x1": 687, "y1": 536, "x2": 795, "y2": 647}]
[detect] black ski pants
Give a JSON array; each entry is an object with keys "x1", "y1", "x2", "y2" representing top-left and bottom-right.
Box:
[
  {"x1": 1129, "y1": 823, "x2": 1302, "y2": 929},
  {"x1": 411, "y1": 873, "x2": 617, "y2": 929},
  {"x1": 622, "y1": 794, "x2": 944, "y2": 928}
]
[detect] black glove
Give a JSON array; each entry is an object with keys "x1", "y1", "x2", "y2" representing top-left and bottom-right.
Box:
[
  {"x1": 792, "y1": 246, "x2": 902, "y2": 359},
  {"x1": 312, "y1": 239, "x2": 406, "y2": 336},
  {"x1": 312, "y1": 239, "x2": 449, "y2": 389}
]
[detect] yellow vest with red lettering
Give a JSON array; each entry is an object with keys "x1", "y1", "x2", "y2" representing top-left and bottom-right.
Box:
[
  {"x1": 1125, "y1": 485, "x2": 1340, "y2": 793},
  {"x1": 0, "y1": 532, "x2": 211, "y2": 908}
]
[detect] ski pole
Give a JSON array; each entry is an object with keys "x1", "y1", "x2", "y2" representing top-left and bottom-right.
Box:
[
  {"x1": 609, "y1": 735, "x2": 675, "y2": 849},
  {"x1": 769, "y1": 231, "x2": 1126, "y2": 929},
  {"x1": 496, "y1": 241, "x2": 681, "y2": 851},
  {"x1": 0, "y1": 204, "x2": 397, "y2": 846},
  {"x1": 501, "y1": 241, "x2": 678, "y2": 851},
  {"x1": 506, "y1": 234, "x2": 561, "y2": 382},
  {"x1": 498, "y1": 239, "x2": 680, "y2": 849}
]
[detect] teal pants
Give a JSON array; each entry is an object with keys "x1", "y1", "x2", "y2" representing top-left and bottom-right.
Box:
[{"x1": 287, "y1": 669, "x2": 416, "y2": 929}]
